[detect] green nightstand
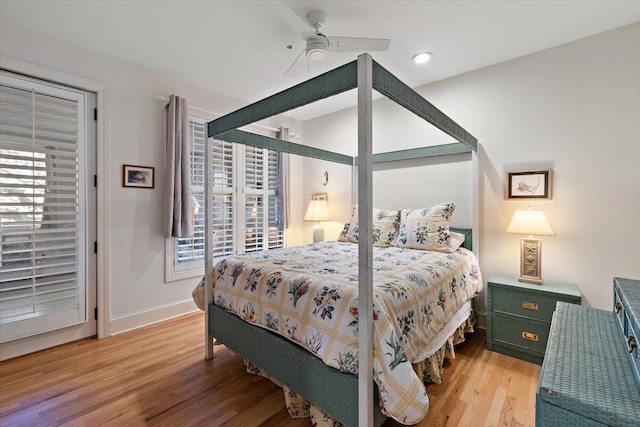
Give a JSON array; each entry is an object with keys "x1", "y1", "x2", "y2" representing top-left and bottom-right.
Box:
[{"x1": 486, "y1": 273, "x2": 581, "y2": 365}]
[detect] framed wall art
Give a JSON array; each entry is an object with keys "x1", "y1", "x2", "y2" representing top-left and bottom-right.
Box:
[
  {"x1": 506, "y1": 169, "x2": 552, "y2": 199},
  {"x1": 123, "y1": 164, "x2": 154, "y2": 188}
]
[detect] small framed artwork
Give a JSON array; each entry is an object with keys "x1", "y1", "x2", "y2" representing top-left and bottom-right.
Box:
[
  {"x1": 506, "y1": 169, "x2": 552, "y2": 199},
  {"x1": 123, "y1": 164, "x2": 154, "y2": 189}
]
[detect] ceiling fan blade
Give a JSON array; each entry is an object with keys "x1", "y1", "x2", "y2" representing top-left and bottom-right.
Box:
[
  {"x1": 328, "y1": 37, "x2": 390, "y2": 53},
  {"x1": 267, "y1": 1, "x2": 310, "y2": 37}
]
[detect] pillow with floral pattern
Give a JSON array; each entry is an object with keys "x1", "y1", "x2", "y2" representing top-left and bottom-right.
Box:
[
  {"x1": 337, "y1": 205, "x2": 357, "y2": 242},
  {"x1": 395, "y1": 202, "x2": 456, "y2": 252},
  {"x1": 337, "y1": 221, "x2": 351, "y2": 242},
  {"x1": 343, "y1": 207, "x2": 400, "y2": 247}
]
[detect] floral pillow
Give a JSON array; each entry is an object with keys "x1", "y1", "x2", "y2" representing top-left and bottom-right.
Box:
[
  {"x1": 395, "y1": 202, "x2": 456, "y2": 252},
  {"x1": 340, "y1": 207, "x2": 400, "y2": 248},
  {"x1": 337, "y1": 205, "x2": 356, "y2": 242},
  {"x1": 337, "y1": 221, "x2": 351, "y2": 242}
]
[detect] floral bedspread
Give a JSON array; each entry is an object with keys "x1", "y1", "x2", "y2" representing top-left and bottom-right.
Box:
[{"x1": 207, "y1": 241, "x2": 482, "y2": 424}]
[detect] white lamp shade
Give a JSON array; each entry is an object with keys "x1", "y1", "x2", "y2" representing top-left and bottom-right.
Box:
[
  {"x1": 304, "y1": 199, "x2": 330, "y2": 222},
  {"x1": 507, "y1": 209, "x2": 555, "y2": 236}
]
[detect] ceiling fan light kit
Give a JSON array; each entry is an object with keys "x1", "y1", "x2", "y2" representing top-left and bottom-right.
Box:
[{"x1": 306, "y1": 36, "x2": 329, "y2": 60}]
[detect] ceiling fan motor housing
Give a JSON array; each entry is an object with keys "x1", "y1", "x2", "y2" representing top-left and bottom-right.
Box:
[{"x1": 306, "y1": 35, "x2": 329, "y2": 60}]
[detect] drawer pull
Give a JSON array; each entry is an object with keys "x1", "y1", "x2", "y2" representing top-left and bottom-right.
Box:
[
  {"x1": 615, "y1": 302, "x2": 622, "y2": 314},
  {"x1": 629, "y1": 336, "x2": 637, "y2": 358},
  {"x1": 522, "y1": 331, "x2": 539, "y2": 342},
  {"x1": 522, "y1": 301, "x2": 539, "y2": 311}
]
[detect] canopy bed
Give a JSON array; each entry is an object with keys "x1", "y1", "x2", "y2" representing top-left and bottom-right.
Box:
[{"x1": 199, "y1": 54, "x2": 479, "y2": 427}]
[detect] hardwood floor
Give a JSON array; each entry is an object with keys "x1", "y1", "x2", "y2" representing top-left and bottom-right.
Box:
[{"x1": 0, "y1": 312, "x2": 540, "y2": 427}]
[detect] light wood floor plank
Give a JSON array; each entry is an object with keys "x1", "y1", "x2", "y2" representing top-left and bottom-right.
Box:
[{"x1": 0, "y1": 312, "x2": 540, "y2": 426}]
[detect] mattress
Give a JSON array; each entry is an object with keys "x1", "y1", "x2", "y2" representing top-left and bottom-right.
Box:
[{"x1": 199, "y1": 241, "x2": 482, "y2": 423}]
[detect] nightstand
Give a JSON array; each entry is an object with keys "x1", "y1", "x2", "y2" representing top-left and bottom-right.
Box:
[{"x1": 486, "y1": 273, "x2": 581, "y2": 365}]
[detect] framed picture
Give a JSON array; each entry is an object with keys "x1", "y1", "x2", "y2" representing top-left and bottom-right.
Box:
[
  {"x1": 506, "y1": 169, "x2": 552, "y2": 199},
  {"x1": 123, "y1": 164, "x2": 154, "y2": 188}
]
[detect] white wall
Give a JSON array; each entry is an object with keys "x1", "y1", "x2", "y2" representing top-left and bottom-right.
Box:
[
  {"x1": 0, "y1": 24, "x2": 304, "y2": 337},
  {"x1": 303, "y1": 23, "x2": 640, "y2": 314}
]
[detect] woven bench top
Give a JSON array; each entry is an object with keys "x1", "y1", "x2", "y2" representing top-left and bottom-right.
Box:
[{"x1": 538, "y1": 302, "x2": 640, "y2": 426}]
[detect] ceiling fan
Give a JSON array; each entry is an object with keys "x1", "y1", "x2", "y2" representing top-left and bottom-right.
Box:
[{"x1": 268, "y1": 1, "x2": 391, "y2": 75}]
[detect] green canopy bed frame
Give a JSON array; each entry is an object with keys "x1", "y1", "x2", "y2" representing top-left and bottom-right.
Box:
[{"x1": 203, "y1": 53, "x2": 478, "y2": 427}]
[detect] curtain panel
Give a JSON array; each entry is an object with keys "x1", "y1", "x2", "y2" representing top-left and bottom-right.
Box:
[{"x1": 165, "y1": 95, "x2": 192, "y2": 238}]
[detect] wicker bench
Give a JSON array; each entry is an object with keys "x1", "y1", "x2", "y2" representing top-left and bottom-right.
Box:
[{"x1": 536, "y1": 302, "x2": 640, "y2": 426}]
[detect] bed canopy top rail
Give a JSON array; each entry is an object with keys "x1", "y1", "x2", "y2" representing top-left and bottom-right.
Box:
[
  {"x1": 207, "y1": 61, "x2": 358, "y2": 138},
  {"x1": 206, "y1": 60, "x2": 477, "y2": 158},
  {"x1": 216, "y1": 129, "x2": 353, "y2": 165},
  {"x1": 356, "y1": 142, "x2": 472, "y2": 165}
]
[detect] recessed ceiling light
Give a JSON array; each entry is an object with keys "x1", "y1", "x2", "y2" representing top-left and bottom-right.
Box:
[{"x1": 412, "y1": 52, "x2": 433, "y2": 64}]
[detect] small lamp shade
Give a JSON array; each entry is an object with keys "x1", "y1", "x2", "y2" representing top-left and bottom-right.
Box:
[
  {"x1": 304, "y1": 199, "x2": 330, "y2": 222},
  {"x1": 506, "y1": 209, "x2": 555, "y2": 236},
  {"x1": 304, "y1": 195, "x2": 330, "y2": 243}
]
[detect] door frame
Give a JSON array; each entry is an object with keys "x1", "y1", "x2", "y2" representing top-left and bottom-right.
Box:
[{"x1": 1, "y1": 56, "x2": 110, "y2": 339}]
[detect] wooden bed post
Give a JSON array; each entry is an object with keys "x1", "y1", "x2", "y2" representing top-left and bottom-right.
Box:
[{"x1": 357, "y1": 53, "x2": 375, "y2": 427}]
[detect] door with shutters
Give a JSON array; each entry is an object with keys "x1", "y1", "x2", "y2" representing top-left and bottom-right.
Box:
[{"x1": 0, "y1": 71, "x2": 96, "y2": 356}]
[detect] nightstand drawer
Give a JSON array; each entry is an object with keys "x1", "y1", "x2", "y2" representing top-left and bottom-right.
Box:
[
  {"x1": 493, "y1": 287, "x2": 561, "y2": 324},
  {"x1": 493, "y1": 315, "x2": 550, "y2": 355}
]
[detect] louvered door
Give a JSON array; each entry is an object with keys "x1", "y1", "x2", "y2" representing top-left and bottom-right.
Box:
[{"x1": 0, "y1": 72, "x2": 96, "y2": 345}]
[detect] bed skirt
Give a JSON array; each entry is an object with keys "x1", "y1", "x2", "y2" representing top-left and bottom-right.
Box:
[{"x1": 241, "y1": 307, "x2": 476, "y2": 426}]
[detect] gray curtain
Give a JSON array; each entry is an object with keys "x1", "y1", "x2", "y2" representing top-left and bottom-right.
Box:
[
  {"x1": 277, "y1": 127, "x2": 291, "y2": 229},
  {"x1": 165, "y1": 95, "x2": 192, "y2": 238}
]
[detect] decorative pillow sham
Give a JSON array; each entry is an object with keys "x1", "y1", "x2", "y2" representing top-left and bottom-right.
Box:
[
  {"x1": 337, "y1": 205, "x2": 357, "y2": 242},
  {"x1": 337, "y1": 221, "x2": 351, "y2": 242},
  {"x1": 341, "y1": 207, "x2": 400, "y2": 248},
  {"x1": 395, "y1": 202, "x2": 456, "y2": 252}
]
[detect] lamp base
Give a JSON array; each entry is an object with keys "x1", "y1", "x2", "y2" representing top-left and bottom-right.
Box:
[
  {"x1": 518, "y1": 237, "x2": 544, "y2": 285},
  {"x1": 312, "y1": 227, "x2": 325, "y2": 243},
  {"x1": 518, "y1": 276, "x2": 544, "y2": 285}
]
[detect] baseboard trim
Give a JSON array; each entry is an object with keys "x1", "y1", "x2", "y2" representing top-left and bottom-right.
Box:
[{"x1": 109, "y1": 299, "x2": 200, "y2": 335}]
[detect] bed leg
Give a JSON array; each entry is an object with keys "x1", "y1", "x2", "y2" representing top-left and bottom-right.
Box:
[
  {"x1": 205, "y1": 300, "x2": 214, "y2": 359},
  {"x1": 205, "y1": 336, "x2": 214, "y2": 359}
]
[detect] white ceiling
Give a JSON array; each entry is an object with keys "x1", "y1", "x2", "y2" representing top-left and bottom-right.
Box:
[{"x1": 2, "y1": 1, "x2": 639, "y2": 120}]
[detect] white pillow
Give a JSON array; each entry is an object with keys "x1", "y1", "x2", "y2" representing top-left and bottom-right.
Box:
[
  {"x1": 450, "y1": 231, "x2": 466, "y2": 251},
  {"x1": 395, "y1": 202, "x2": 456, "y2": 252}
]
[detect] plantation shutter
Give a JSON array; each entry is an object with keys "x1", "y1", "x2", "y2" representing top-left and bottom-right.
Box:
[
  {"x1": 210, "y1": 138, "x2": 234, "y2": 258},
  {"x1": 175, "y1": 119, "x2": 205, "y2": 270},
  {"x1": 0, "y1": 74, "x2": 87, "y2": 342},
  {"x1": 171, "y1": 119, "x2": 287, "y2": 278},
  {"x1": 244, "y1": 146, "x2": 265, "y2": 253},
  {"x1": 267, "y1": 151, "x2": 283, "y2": 249}
]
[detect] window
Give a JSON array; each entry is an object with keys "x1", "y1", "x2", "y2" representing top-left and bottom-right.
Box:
[{"x1": 165, "y1": 114, "x2": 285, "y2": 281}]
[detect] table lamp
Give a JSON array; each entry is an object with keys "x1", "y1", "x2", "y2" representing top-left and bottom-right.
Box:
[
  {"x1": 304, "y1": 193, "x2": 330, "y2": 243},
  {"x1": 506, "y1": 207, "x2": 555, "y2": 284}
]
